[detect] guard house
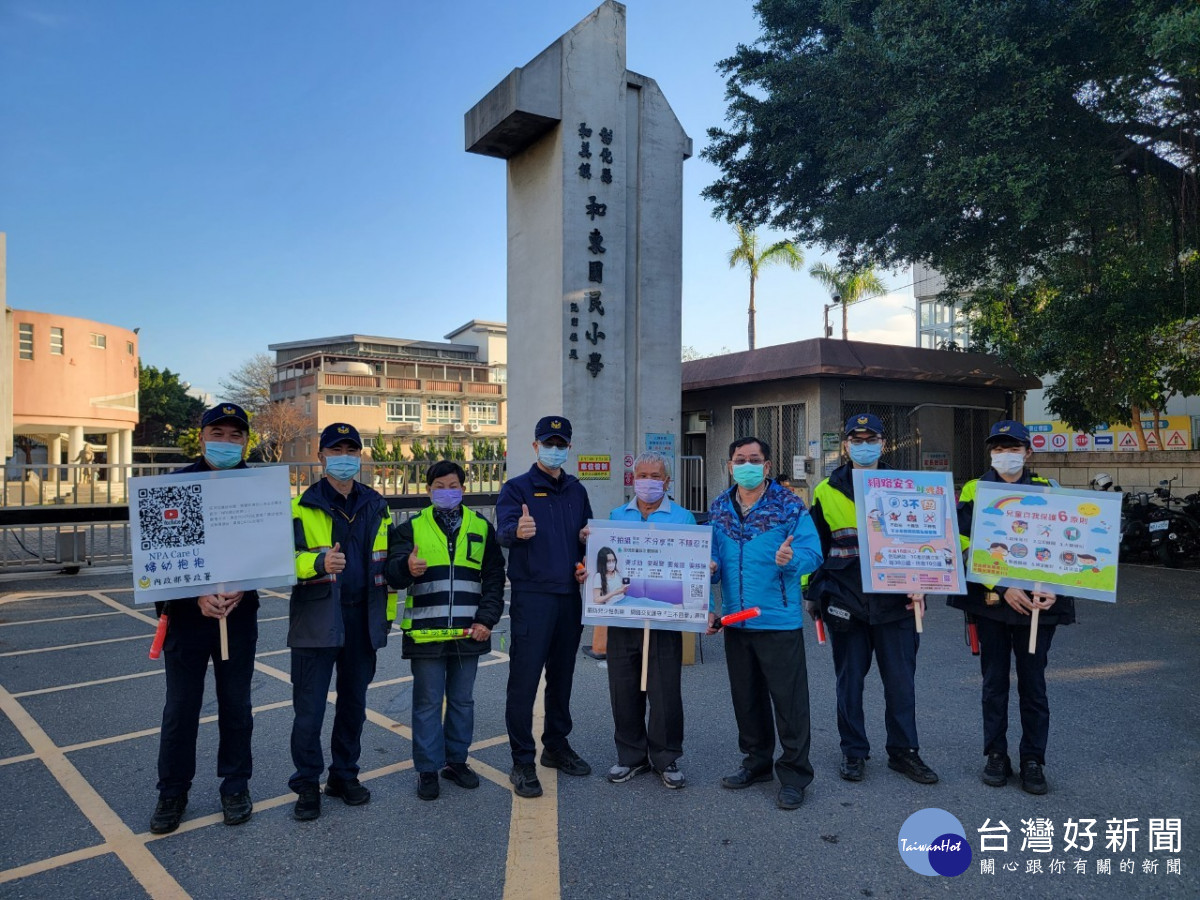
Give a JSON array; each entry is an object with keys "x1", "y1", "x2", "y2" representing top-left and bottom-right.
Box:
[{"x1": 680, "y1": 338, "x2": 1040, "y2": 509}]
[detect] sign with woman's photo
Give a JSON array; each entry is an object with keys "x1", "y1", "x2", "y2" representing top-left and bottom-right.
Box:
[
  {"x1": 582, "y1": 520, "x2": 712, "y2": 632},
  {"x1": 966, "y1": 481, "x2": 1122, "y2": 602}
]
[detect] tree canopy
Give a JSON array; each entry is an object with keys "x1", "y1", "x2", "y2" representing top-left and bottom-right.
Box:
[
  {"x1": 704, "y1": 0, "x2": 1198, "y2": 431},
  {"x1": 136, "y1": 363, "x2": 205, "y2": 446}
]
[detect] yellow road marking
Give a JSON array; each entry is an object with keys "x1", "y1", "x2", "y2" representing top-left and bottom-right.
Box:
[
  {"x1": 503, "y1": 676, "x2": 560, "y2": 900},
  {"x1": 0, "y1": 683, "x2": 188, "y2": 898}
]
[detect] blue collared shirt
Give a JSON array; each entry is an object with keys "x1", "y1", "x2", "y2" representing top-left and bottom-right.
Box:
[{"x1": 608, "y1": 496, "x2": 697, "y2": 525}]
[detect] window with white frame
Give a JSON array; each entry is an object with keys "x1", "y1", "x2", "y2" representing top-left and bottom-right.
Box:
[
  {"x1": 386, "y1": 397, "x2": 421, "y2": 422},
  {"x1": 324, "y1": 394, "x2": 379, "y2": 407},
  {"x1": 467, "y1": 400, "x2": 499, "y2": 425},
  {"x1": 90, "y1": 332, "x2": 107, "y2": 349},
  {"x1": 50, "y1": 327, "x2": 64, "y2": 355},
  {"x1": 126, "y1": 340, "x2": 135, "y2": 355},
  {"x1": 18, "y1": 323, "x2": 34, "y2": 359},
  {"x1": 489, "y1": 365, "x2": 507, "y2": 384},
  {"x1": 426, "y1": 398, "x2": 460, "y2": 424}
]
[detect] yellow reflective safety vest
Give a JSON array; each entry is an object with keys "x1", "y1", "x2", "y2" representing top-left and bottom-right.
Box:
[{"x1": 402, "y1": 505, "x2": 489, "y2": 633}]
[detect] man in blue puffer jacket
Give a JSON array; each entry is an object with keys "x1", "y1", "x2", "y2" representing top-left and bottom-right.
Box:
[{"x1": 708, "y1": 436, "x2": 822, "y2": 810}]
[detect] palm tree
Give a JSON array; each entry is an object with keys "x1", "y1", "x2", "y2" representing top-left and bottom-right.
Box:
[
  {"x1": 809, "y1": 262, "x2": 887, "y2": 340},
  {"x1": 727, "y1": 224, "x2": 805, "y2": 350}
]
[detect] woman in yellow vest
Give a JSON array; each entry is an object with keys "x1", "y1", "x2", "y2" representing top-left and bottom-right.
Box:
[
  {"x1": 385, "y1": 461, "x2": 506, "y2": 801},
  {"x1": 806, "y1": 414, "x2": 937, "y2": 786}
]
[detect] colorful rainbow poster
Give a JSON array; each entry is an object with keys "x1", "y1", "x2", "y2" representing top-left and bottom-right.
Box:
[
  {"x1": 966, "y1": 482, "x2": 1122, "y2": 602},
  {"x1": 852, "y1": 469, "x2": 965, "y2": 595}
]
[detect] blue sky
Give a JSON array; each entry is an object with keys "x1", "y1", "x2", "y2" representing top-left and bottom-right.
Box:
[{"x1": 1, "y1": 0, "x2": 916, "y2": 396}]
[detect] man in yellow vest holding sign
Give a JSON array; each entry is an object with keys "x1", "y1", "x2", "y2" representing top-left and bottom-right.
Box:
[
  {"x1": 386, "y1": 460, "x2": 506, "y2": 801},
  {"x1": 806, "y1": 414, "x2": 936, "y2": 786}
]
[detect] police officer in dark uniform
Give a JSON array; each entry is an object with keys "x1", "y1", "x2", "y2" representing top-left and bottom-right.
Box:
[
  {"x1": 806, "y1": 414, "x2": 937, "y2": 786},
  {"x1": 951, "y1": 420, "x2": 1076, "y2": 794},
  {"x1": 288, "y1": 423, "x2": 394, "y2": 820},
  {"x1": 497, "y1": 415, "x2": 593, "y2": 798},
  {"x1": 150, "y1": 402, "x2": 259, "y2": 834}
]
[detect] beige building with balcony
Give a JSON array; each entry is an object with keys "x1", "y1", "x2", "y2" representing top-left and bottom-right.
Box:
[{"x1": 268, "y1": 321, "x2": 507, "y2": 460}]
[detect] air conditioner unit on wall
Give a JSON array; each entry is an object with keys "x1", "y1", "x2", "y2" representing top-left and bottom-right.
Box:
[
  {"x1": 468, "y1": 424, "x2": 482, "y2": 433},
  {"x1": 452, "y1": 424, "x2": 466, "y2": 433}
]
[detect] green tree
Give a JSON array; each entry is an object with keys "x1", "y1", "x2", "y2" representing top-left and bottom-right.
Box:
[
  {"x1": 808, "y1": 262, "x2": 886, "y2": 341},
  {"x1": 136, "y1": 363, "x2": 205, "y2": 446},
  {"x1": 727, "y1": 224, "x2": 804, "y2": 350},
  {"x1": 704, "y1": 0, "x2": 1198, "y2": 428}
]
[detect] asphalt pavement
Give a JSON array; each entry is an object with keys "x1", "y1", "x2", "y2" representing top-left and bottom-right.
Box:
[{"x1": 0, "y1": 563, "x2": 1196, "y2": 899}]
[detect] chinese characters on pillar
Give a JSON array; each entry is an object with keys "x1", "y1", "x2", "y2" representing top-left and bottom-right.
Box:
[{"x1": 570, "y1": 121, "x2": 615, "y2": 377}]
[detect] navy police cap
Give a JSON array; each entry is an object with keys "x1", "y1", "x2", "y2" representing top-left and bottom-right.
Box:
[
  {"x1": 535, "y1": 415, "x2": 572, "y2": 442},
  {"x1": 844, "y1": 413, "x2": 884, "y2": 436},
  {"x1": 201, "y1": 402, "x2": 250, "y2": 430},
  {"x1": 986, "y1": 420, "x2": 1031, "y2": 445},
  {"x1": 320, "y1": 422, "x2": 363, "y2": 450}
]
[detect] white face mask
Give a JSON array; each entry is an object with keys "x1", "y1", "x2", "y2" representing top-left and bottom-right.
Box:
[{"x1": 991, "y1": 451, "x2": 1026, "y2": 477}]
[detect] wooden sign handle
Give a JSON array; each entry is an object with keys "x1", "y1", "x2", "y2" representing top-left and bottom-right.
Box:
[
  {"x1": 219, "y1": 617, "x2": 230, "y2": 661},
  {"x1": 1027, "y1": 607, "x2": 1039, "y2": 655},
  {"x1": 639, "y1": 622, "x2": 651, "y2": 691}
]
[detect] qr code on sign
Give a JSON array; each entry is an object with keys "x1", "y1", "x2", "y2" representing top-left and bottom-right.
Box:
[
  {"x1": 138, "y1": 484, "x2": 205, "y2": 550},
  {"x1": 690, "y1": 584, "x2": 705, "y2": 599}
]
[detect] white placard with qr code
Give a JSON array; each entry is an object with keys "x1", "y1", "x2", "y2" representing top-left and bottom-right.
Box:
[
  {"x1": 129, "y1": 466, "x2": 296, "y2": 603},
  {"x1": 581, "y1": 520, "x2": 713, "y2": 633}
]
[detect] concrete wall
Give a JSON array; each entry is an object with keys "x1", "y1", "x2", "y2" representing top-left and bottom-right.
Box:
[{"x1": 1029, "y1": 450, "x2": 1200, "y2": 495}]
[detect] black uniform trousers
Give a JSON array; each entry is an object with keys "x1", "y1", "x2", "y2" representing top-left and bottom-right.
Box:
[
  {"x1": 506, "y1": 589, "x2": 583, "y2": 765},
  {"x1": 828, "y1": 614, "x2": 920, "y2": 759},
  {"x1": 976, "y1": 617, "x2": 1057, "y2": 764},
  {"x1": 724, "y1": 627, "x2": 815, "y2": 789},
  {"x1": 289, "y1": 600, "x2": 378, "y2": 792},
  {"x1": 157, "y1": 600, "x2": 258, "y2": 799},
  {"x1": 606, "y1": 626, "x2": 684, "y2": 771}
]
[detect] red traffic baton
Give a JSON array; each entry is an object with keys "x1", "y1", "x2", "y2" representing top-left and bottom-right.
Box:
[
  {"x1": 815, "y1": 617, "x2": 827, "y2": 645},
  {"x1": 967, "y1": 621, "x2": 980, "y2": 656},
  {"x1": 149, "y1": 614, "x2": 169, "y2": 660},
  {"x1": 711, "y1": 607, "x2": 762, "y2": 630}
]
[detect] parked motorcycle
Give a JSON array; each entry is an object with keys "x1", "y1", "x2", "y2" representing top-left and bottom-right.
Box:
[{"x1": 1146, "y1": 478, "x2": 1200, "y2": 567}]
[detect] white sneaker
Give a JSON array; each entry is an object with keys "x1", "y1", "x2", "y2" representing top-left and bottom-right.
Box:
[
  {"x1": 658, "y1": 762, "x2": 686, "y2": 789},
  {"x1": 607, "y1": 762, "x2": 651, "y2": 784}
]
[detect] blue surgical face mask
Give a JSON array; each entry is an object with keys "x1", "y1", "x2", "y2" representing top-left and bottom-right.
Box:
[
  {"x1": 203, "y1": 441, "x2": 243, "y2": 470},
  {"x1": 537, "y1": 444, "x2": 569, "y2": 470},
  {"x1": 848, "y1": 442, "x2": 883, "y2": 467},
  {"x1": 732, "y1": 462, "x2": 766, "y2": 490},
  {"x1": 431, "y1": 488, "x2": 463, "y2": 510},
  {"x1": 324, "y1": 454, "x2": 361, "y2": 481}
]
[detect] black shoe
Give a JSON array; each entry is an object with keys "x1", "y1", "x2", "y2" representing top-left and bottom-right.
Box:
[
  {"x1": 887, "y1": 749, "x2": 939, "y2": 784},
  {"x1": 839, "y1": 756, "x2": 866, "y2": 782},
  {"x1": 720, "y1": 767, "x2": 773, "y2": 790},
  {"x1": 220, "y1": 790, "x2": 252, "y2": 826},
  {"x1": 510, "y1": 763, "x2": 543, "y2": 798},
  {"x1": 441, "y1": 762, "x2": 480, "y2": 790},
  {"x1": 982, "y1": 753, "x2": 1013, "y2": 787},
  {"x1": 581, "y1": 647, "x2": 607, "y2": 661},
  {"x1": 325, "y1": 777, "x2": 371, "y2": 805},
  {"x1": 540, "y1": 745, "x2": 592, "y2": 777},
  {"x1": 777, "y1": 785, "x2": 805, "y2": 810},
  {"x1": 417, "y1": 772, "x2": 440, "y2": 801},
  {"x1": 293, "y1": 788, "x2": 321, "y2": 821},
  {"x1": 1020, "y1": 759, "x2": 1048, "y2": 795},
  {"x1": 150, "y1": 794, "x2": 188, "y2": 834}
]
